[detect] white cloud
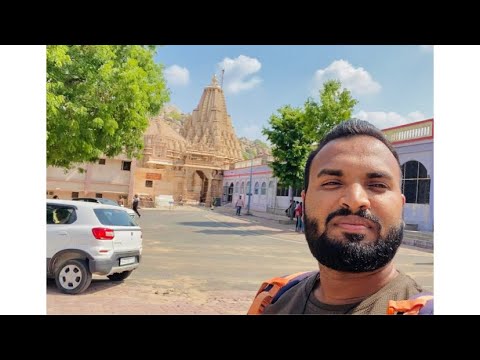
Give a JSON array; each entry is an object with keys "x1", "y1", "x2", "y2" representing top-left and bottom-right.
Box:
[
  {"x1": 217, "y1": 55, "x2": 262, "y2": 94},
  {"x1": 237, "y1": 124, "x2": 267, "y2": 142},
  {"x1": 164, "y1": 65, "x2": 190, "y2": 86},
  {"x1": 420, "y1": 45, "x2": 434, "y2": 52},
  {"x1": 311, "y1": 59, "x2": 381, "y2": 96},
  {"x1": 354, "y1": 110, "x2": 427, "y2": 130}
]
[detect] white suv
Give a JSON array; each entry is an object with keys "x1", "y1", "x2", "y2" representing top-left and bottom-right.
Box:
[{"x1": 47, "y1": 199, "x2": 142, "y2": 294}]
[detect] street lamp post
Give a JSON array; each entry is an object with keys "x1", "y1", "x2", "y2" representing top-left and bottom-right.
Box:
[{"x1": 245, "y1": 157, "x2": 253, "y2": 215}]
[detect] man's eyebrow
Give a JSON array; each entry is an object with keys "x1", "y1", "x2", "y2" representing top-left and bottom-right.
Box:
[
  {"x1": 317, "y1": 169, "x2": 343, "y2": 178},
  {"x1": 366, "y1": 172, "x2": 394, "y2": 180}
]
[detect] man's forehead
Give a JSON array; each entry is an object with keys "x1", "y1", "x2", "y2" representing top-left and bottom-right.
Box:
[{"x1": 313, "y1": 136, "x2": 400, "y2": 173}]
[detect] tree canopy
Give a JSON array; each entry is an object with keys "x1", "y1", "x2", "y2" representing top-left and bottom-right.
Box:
[
  {"x1": 263, "y1": 80, "x2": 358, "y2": 195},
  {"x1": 304, "y1": 79, "x2": 358, "y2": 142},
  {"x1": 47, "y1": 45, "x2": 170, "y2": 168},
  {"x1": 262, "y1": 105, "x2": 310, "y2": 191}
]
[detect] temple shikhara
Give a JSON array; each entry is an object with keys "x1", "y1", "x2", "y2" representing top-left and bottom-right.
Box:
[
  {"x1": 138, "y1": 75, "x2": 243, "y2": 204},
  {"x1": 47, "y1": 75, "x2": 244, "y2": 206}
]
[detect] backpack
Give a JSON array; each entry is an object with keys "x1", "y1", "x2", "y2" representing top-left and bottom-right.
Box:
[{"x1": 247, "y1": 271, "x2": 433, "y2": 315}]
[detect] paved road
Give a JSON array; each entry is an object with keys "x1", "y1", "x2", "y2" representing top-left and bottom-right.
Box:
[{"x1": 47, "y1": 207, "x2": 433, "y2": 315}]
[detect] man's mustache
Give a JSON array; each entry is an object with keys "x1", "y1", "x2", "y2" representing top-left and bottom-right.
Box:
[{"x1": 325, "y1": 207, "x2": 381, "y2": 230}]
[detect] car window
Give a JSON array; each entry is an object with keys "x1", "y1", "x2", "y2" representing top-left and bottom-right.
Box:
[
  {"x1": 47, "y1": 205, "x2": 77, "y2": 225},
  {"x1": 93, "y1": 208, "x2": 137, "y2": 226}
]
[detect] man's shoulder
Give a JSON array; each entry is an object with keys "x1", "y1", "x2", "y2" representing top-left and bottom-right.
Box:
[
  {"x1": 261, "y1": 271, "x2": 318, "y2": 314},
  {"x1": 352, "y1": 271, "x2": 430, "y2": 314}
]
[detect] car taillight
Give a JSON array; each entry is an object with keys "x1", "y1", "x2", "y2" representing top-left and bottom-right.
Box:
[{"x1": 92, "y1": 227, "x2": 115, "y2": 240}]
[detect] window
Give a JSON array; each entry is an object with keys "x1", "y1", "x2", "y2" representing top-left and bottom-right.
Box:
[
  {"x1": 98, "y1": 159, "x2": 106, "y2": 165},
  {"x1": 122, "y1": 161, "x2": 132, "y2": 171},
  {"x1": 276, "y1": 186, "x2": 289, "y2": 196},
  {"x1": 71, "y1": 192, "x2": 79, "y2": 199},
  {"x1": 292, "y1": 188, "x2": 303, "y2": 197},
  {"x1": 95, "y1": 193, "x2": 103, "y2": 198},
  {"x1": 401, "y1": 161, "x2": 430, "y2": 204},
  {"x1": 94, "y1": 209, "x2": 136, "y2": 226},
  {"x1": 261, "y1": 182, "x2": 267, "y2": 195},
  {"x1": 240, "y1": 182, "x2": 245, "y2": 194},
  {"x1": 235, "y1": 182, "x2": 239, "y2": 194},
  {"x1": 47, "y1": 205, "x2": 77, "y2": 225},
  {"x1": 145, "y1": 180, "x2": 153, "y2": 188},
  {"x1": 246, "y1": 181, "x2": 251, "y2": 195},
  {"x1": 254, "y1": 182, "x2": 259, "y2": 195}
]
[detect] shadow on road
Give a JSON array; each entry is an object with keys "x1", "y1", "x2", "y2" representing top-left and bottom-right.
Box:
[
  {"x1": 192, "y1": 229, "x2": 291, "y2": 236},
  {"x1": 178, "y1": 221, "x2": 295, "y2": 237},
  {"x1": 179, "y1": 221, "x2": 278, "y2": 228}
]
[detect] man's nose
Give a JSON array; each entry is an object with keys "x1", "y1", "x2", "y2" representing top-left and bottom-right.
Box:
[{"x1": 340, "y1": 183, "x2": 371, "y2": 212}]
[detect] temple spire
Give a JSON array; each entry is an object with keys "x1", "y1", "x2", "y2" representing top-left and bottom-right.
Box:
[
  {"x1": 182, "y1": 75, "x2": 243, "y2": 161},
  {"x1": 211, "y1": 74, "x2": 219, "y2": 87}
]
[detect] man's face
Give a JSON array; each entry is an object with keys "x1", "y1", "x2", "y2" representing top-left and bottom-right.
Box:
[{"x1": 303, "y1": 135, "x2": 405, "y2": 272}]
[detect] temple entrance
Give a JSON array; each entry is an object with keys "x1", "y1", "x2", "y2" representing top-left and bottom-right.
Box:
[{"x1": 196, "y1": 170, "x2": 209, "y2": 204}]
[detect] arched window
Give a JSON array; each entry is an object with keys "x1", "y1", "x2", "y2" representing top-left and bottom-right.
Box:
[
  {"x1": 261, "y1": 182, "x2": 267, "y2": 195},
  {"x1": 235, "y1": 182, "x2": 239, "y2": 194},
  {"x1": 240, "y1": 182, "x2": 245, "y2": 194},
  {"x1": 254, "y1": 182, "x2": 260, "y2": 195},
  {"x1": 246, "y1": 181, "x2": 251, "y2": 195},
  {"x1": 401, "y1": 160, "x2": 430, "y2": 204}
]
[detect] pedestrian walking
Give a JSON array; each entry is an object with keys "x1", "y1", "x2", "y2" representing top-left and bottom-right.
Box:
[
  {"x1": 235, "y1": 196, "x2": 245, "y2": 216},
  {"x1": 132, "y1": 194, "x2": 141, "y2": 217}
]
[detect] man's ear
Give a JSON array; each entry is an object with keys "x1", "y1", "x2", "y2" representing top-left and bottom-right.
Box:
[
  {"x1": 301, "y1": 189, "x2": 306, "y2": 203},
  {"x1": 401, "y1": 194, "x2": 406, "y2": 205}
]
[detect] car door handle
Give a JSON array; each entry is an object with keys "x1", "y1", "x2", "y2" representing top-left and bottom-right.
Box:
[{"x1": 57, "y1": 231, "x2": 68, "y2": 235}]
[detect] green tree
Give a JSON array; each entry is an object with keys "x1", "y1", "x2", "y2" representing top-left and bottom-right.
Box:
[
  {"x1": 262, "y1": 106, "x2": 310, "y2": 195},
  {"x1": 47, "y1": 45, "x2": 170, "y2": 168},
  {"x1": 304, "y1": 79, "x2": 358, "y2": 141},
  {"x1": 262, "y1": 80, "x2": 358, "y2": 198}
]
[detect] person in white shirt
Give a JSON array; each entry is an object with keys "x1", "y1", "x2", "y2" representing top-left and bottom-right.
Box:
[{"x1": 235, "y1": 196, "x2": 245, "y2": 216}]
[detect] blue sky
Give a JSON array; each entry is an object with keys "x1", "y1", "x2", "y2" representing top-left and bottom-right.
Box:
[{"x1": 155, "y1": 45, "x2": 433, "y2": 142}]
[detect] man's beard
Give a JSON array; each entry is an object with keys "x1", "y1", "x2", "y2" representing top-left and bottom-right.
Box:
[{"x1": 304, "y1": 207, "x2": 404, "y2": 273}]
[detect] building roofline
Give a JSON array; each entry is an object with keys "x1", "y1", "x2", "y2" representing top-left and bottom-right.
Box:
[{"x1": 381, "y1": 118, "x2": 433, "y2": 132}]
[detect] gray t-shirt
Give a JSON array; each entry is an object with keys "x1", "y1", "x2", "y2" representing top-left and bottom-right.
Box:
[{"x1": 263, "y1": 270, "x2": 424, "y2": 315}]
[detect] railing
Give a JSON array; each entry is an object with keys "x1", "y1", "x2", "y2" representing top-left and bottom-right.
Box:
[{"x1": 382, "y1": 119, "x2": 433, "y2": 144}]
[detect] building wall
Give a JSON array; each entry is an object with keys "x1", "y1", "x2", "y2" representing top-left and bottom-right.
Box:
[
  {"x1": 47, "y1": 157, "x2": 132, "y2": 202},
  {"x1": 224, "y1": 164, "x2": 274, "y2": 212},
  {"x1": 395, "y1": 140, "x2": 434, "y2": 231},
  {"x1": 133, "y1": 167, "x2": 170, "y2": 198},
  {"x1": 224, "y1": 164, "x2": 303, "y2": 213},
  {"x1": 89, "y1": 159, "x2": 131, "y2": 184}
]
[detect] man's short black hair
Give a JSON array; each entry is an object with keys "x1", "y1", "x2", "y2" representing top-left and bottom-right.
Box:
[{"x1": 304, "y1": 119, "x2": 400, "y2": 191}]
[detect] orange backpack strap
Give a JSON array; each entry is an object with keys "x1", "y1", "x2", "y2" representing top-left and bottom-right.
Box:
[
  {"x1": 247, "y1": 271, "x2": 311, "y2": 315},
  {"x1": 387, "y1": 294, "x2": 434, "y2": 315}
]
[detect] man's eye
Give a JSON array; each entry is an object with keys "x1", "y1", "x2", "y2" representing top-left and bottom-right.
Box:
[
  {"x1": 322, "y1": 181, "x2": 341, "y2": 186},
  {"x1": 370, "y1": 183, "x2": 388, "y2": 189}
]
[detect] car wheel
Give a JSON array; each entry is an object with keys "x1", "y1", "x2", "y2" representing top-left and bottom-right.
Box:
[
  {"x1": 55, "y1": 259, "x2": 92, "y2": 295},
  {"x1": 107, "y1": 270, "x2": 133, "y2": 281}
]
